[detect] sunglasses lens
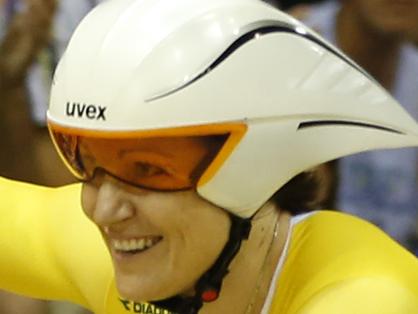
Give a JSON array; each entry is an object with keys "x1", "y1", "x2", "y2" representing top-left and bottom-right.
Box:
[{"x1": 49, "y1": 127, "x2": 229, "y2": 191}]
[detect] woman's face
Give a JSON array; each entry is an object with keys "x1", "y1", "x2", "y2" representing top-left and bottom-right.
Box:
[{"x1": 81, "y1": 174, "x2": 231, "y2": 302}]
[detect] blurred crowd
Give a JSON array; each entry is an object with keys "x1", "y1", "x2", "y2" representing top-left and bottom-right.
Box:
[
  {"x1": 0, "y1": 1, "x2": 97, "y2": 313},
  {"x1": 0, "y1": 0, "x2": 417, "y2": 313}
]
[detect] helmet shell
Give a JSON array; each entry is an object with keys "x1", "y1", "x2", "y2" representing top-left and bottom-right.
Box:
[{"x1": 48, "y1": 0, "x2": 418, "y2": 217}]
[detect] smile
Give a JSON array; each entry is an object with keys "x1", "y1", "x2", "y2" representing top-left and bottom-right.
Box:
[{"x1": 111, "y1": 236, "x2": 163, "y2": 254}]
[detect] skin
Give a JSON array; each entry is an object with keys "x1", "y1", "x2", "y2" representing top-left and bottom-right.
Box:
[
  {"x1": 82, "y1": 173, "x2": 231, "y2": 301},
  {"x1": 82, "y1": 174, "x2": 290, "y2": 313},
  {"x1": 78, "y1": 135, "x2": 291, "y2": 311},
  {"x1": 201, "y1": 207, "x2": 290, "y2": 314},
  {"x1": 82, "y1": 173, "x2": 290, "y2": 314}
]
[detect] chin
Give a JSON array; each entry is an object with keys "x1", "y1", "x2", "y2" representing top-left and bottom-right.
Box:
[{"x1": 115, "y1": 272, "x2": 180, "y2": 302}]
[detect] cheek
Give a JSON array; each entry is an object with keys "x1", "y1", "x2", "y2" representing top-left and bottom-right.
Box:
[
  {"x1": 148, "y1": 192, "x2": 230, "y2": 259},
  {"x1": 81, "y1": 183, "x2": 97, "y2": 220},
  {"x1": 177, "y1": 199, "x2": 231, "y2": 268},
  {"x1": 157, "y1": 193, "x2": 230, "y2": 245}
]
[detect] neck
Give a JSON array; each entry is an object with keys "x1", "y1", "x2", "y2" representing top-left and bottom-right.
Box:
[
  {"x1": 200, "y1": 204, "x2": 291, "y2": 314},
  {"x1": 336, "y1": 4, "x2": 402, "y2": 89}
]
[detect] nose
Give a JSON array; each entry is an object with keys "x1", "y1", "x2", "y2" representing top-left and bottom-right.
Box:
[{"x1": 92, "y1": 176, "x2": 135, "y2": 226}]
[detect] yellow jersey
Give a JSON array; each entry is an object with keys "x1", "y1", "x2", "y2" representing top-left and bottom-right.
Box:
[{"x1": 0, "y1": 177, "x2": 417, "y2": 314}]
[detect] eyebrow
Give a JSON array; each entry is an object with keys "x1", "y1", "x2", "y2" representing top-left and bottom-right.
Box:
[{"x1": 117, "y1": 148, "x2": 174, "y2": 159}]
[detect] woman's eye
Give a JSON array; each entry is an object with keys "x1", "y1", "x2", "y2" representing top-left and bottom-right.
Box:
[{"x1": 134, "y1": 162, "x2": 168, "y2": 177}]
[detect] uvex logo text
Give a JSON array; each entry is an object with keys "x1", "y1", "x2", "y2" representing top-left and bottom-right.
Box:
[{"x1": 66, "y1": 102, "x2": 107, "y2": 120}]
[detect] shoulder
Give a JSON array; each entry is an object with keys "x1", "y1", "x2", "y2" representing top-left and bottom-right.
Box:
[
  {"x1": 0, "y1": 178, "x2": 112, "y2": 309},
  {"x1": 292, "y1": 210, "x2": 416, "y2": 265},
  {"x1": 292, "y1": 210, "x2": 393, "y2": 243},
  {"x1": 0, "y1": 176, "x2": 82, "y2": 215},
  {"x1": 294, "y1": 275, "x2": 418, "y2": 314},
  {"x1": 294, "y1": 210, "x2": 405, "y2": 243},
  {"x1": 270, "y1": 211, "x2": 418, "y2": 313},
  {"x1": 39, "y1": 182, "x2": 113, "y2": 311}
]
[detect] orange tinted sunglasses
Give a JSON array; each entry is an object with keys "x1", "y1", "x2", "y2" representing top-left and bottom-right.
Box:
[{"x1": 48, "y1": 122, "x2": 246, "y2": 191}]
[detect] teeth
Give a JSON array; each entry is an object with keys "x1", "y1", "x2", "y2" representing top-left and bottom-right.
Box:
[{"x1": 112, "y1": 237, "x2": 160, "y2": 252}]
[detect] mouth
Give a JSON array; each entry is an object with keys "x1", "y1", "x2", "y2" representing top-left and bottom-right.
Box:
[{"x1": 111, "y1": 236, "x2": 163, "y2": 255}]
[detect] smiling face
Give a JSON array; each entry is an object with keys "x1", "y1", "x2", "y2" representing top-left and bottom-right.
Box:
[
  {"x1": 51, "y1": 125, "x2": 235, "y2": 300},
  {"x1": 80, "y1": 137, "x2": 231, "y2": 301}
]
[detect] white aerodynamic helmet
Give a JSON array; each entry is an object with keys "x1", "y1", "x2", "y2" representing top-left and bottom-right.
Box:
[{"x1": 48, "y1": 0, "x2": 418, "y2": 218}]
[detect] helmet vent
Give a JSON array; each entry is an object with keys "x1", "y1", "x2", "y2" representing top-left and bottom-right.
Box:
[
  {"x1": 298, "y1": 120, "x2": 403, "y2": 134},
  {"x1": 146, "y1": 20, "x2": 371, "y2": 102}
]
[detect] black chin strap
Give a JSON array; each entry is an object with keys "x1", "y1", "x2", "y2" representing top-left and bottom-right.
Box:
[{"x1": 151, "y1": 214, "x2": 252, "y2": 314}]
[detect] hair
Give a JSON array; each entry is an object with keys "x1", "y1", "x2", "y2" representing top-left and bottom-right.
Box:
[{"x1": 271, "y1": 161, "x2": 337, "y2": 215}]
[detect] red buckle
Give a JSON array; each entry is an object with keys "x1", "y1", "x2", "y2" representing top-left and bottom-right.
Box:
[{"x1": 202, "y1": 289, "x2": 219, "y2": 302}]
